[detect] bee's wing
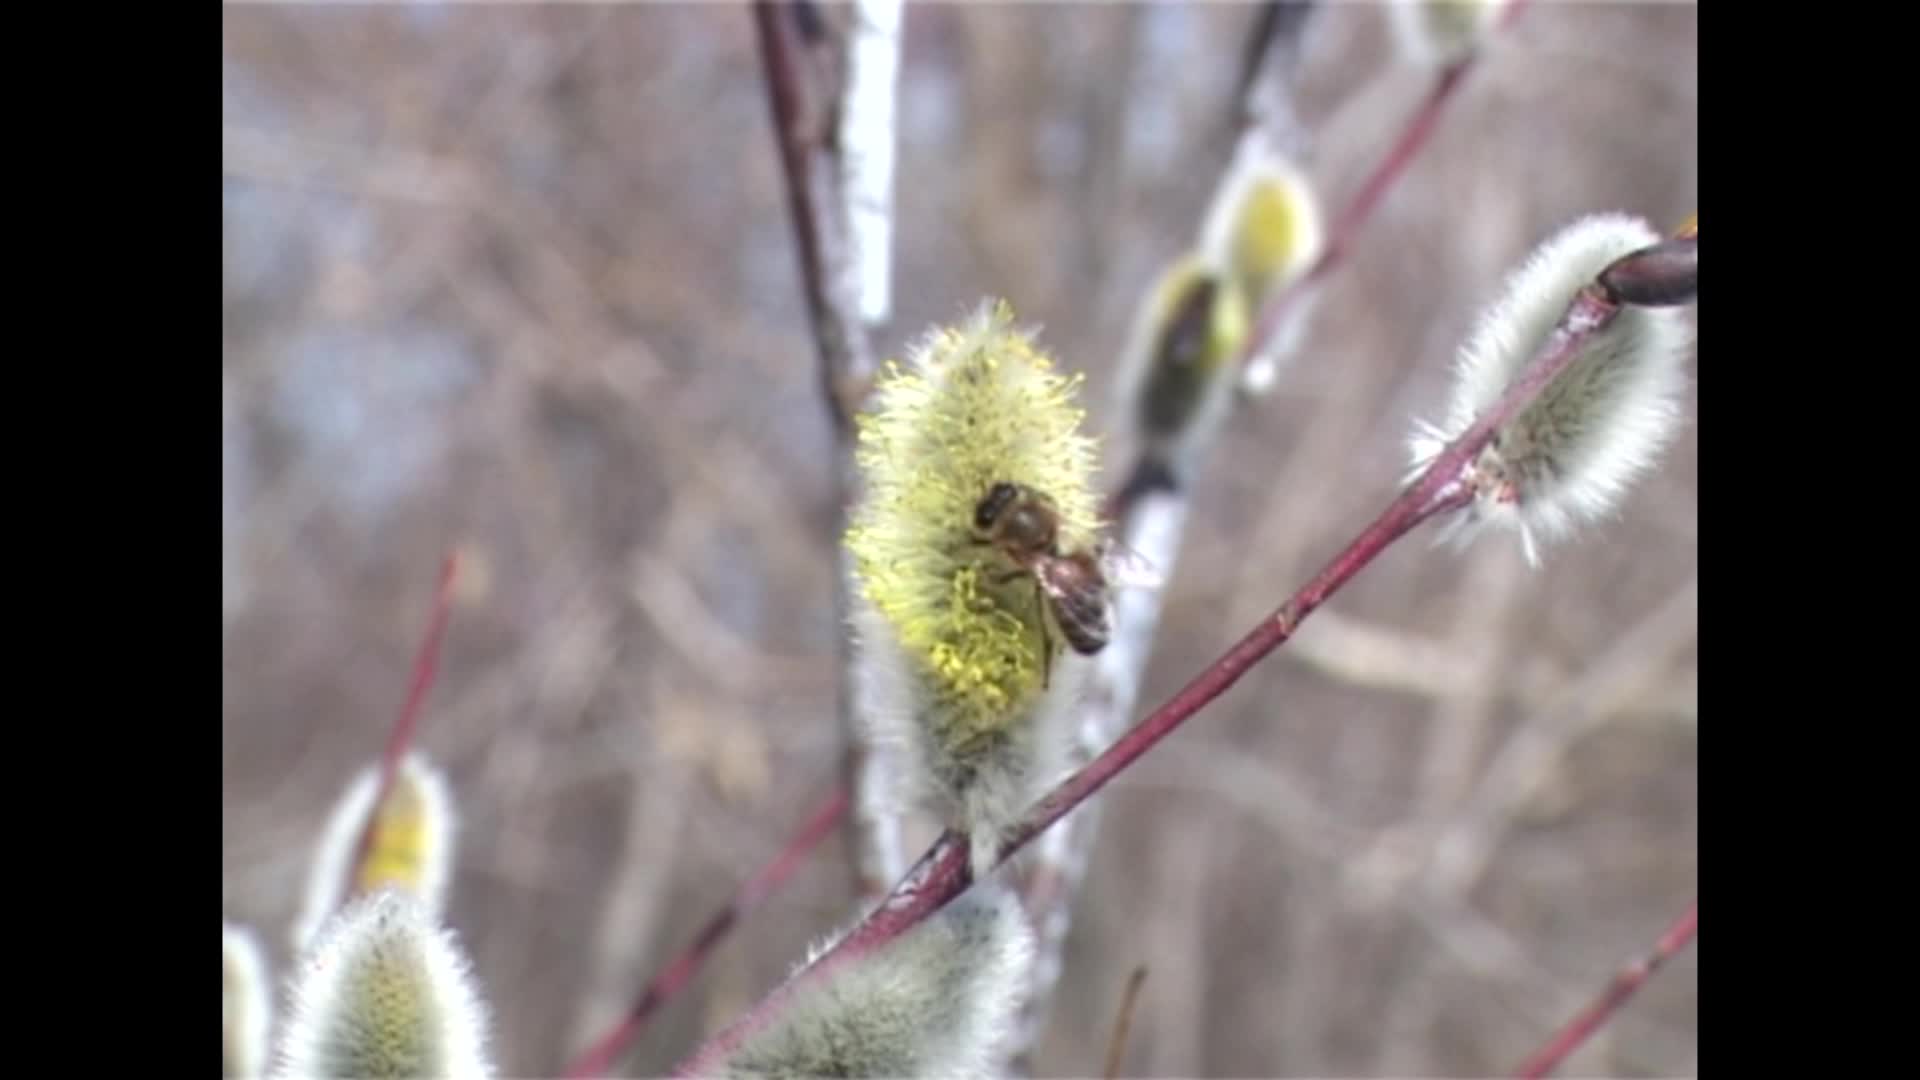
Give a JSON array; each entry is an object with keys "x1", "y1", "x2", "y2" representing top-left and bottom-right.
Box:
[{"x1": 1098, "y1": 538, "x2": 1165, "y2": 591}]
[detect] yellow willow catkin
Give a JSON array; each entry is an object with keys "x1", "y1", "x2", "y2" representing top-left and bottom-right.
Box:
[
  {"x1": 1117, "y1": 254, "x2": 1251, "y2": 477},
  {"x1": 845, "y1": 299, "x2": 1103, "y2": 877},
  {"x1": 291, "y1": 753, "x2": 457, "y2": 954},
  {"x1": 354, "y1": 765, "x2": 437, "y2": 896},
  {"x1": 1197, "y1": 139, "x2": 1323, "y2": 397}
]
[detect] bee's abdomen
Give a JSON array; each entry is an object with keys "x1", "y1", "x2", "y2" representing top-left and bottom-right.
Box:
[
  {"x1": 1048, "y1": 581, "x2": 1109, "y2": 655},
  {"x1": 1057, "y1": 612, "x2": 1108, "y2": 654}
]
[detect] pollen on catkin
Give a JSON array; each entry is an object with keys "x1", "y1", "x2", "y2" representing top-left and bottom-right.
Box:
[
  {"x1": 225, "y1": 922, "x2": 272, "y2": 1079},
  {"x1": 272, "y1": 890, "x2": 493, "y2": 1080},
  {"x1": 719, "y1": 880, "x2": 1037, "y2": 1080},
  {"x1": 1387, "y1": 0, "x2": 1509, "y2": 68},
  {"x1": 291, "y1": 753, "x2": 458, "y2": 954},
  {"x1": 1114, "y1": 254, "x2": 1251, "y2": 479},
  {"x1": 1197, "y1": 139, "x2": 1323, "y2": 397},
  {"x1": 844, "y1": 299, "x2": 1102, "y2": 878},
  {"x1": 1407, "y1": 212, "x2": 1695, "y2": 566}
]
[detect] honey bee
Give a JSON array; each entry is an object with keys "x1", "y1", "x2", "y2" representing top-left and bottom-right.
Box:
[{"x1": 970, "y1": 481, "x2": 1161, "y2": 687}]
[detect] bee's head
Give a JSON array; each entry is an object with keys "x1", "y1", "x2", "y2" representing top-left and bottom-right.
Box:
[{"x1": 974, "y1": 482, "x2": 1021, "y2": 531}]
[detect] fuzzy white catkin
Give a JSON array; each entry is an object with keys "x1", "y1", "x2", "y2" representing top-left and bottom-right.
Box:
[
  {"x1": 225, "y1": 923, "x2": 272, "y2": 1079},
  {"x1": 720, "y1": 882, "x2": 1037, "y2": 1080},
  {"x1": 272, "y1": 890, "x2": 493, "y2": 1080},
  {"x1": 1408, "y1": 212, "x2": 1695, "y2": 566}
]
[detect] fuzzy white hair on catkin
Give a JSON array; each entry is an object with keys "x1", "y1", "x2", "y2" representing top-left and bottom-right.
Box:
[
  {"x1": 917, "y1": 304, "x2": 1089, "y2": 472},
  {"x1": 1408, "y1": 212, "x2": 1694, "y2": 567},
  {"x1": 272, "y1": 890, "x2": 493, "y2": 1080},
  {"x1": 721, "y1": 881, "x2": 1037, "y2": 1080},
  {"x1": 290, "y1": 753, "x2": 456, "y2": 955},
  {"x1": 225, "y1": 922, "x2": 273, "y2": 1079},
  {"x1": 953, "y1": 650, "x2": 1086, "y2": 880},
  {"x1": 849, "y1": 591, "x2": 1084, "y2": 882}
]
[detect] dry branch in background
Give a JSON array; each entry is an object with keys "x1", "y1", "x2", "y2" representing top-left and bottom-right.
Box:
[
  {"x1": 751, "y1": 0, "x2": 901, "y2": 905},
  {"x1": 1101, "y1": 966, "x2": 1150, "y2": 1080}
]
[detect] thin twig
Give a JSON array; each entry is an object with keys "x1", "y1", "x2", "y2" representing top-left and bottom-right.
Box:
[
  {"x1": 560, "y1": 787, "x2": 851, "y2": 1079},
  {"x1": 671, "y1": 235, "x2": 1671, "y2": 1076},
  {"x1": 344, "y1": 551, "x2": 459, "y2": 904},
  {"x1": 751, "y1": 0, "x2": 901, "y2": 907},
  {"x1": 1101, "y1": 966, "x2": 1150, "y2": 1080},
  {"x1": 1512, "y1": 900, "x2": 1698, "y2": 1078}
]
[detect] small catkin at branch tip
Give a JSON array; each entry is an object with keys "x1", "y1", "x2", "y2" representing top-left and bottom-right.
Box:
[
  {"x1": 844, "y1": 300, "x2": 1104, "y2": 878},
  {"x1": 716, "y1": 880, "x2": 1036, "y2": 1079},
  {"x1": 1387, "y1": 0, "x2": 1511, "y2": 67},
  {"x1": 272, "y1": 891, "x2": 494, "y2": 1080},
  {"x1": 225, "y1": 922, "x2": 273, "y2": 1079},
  {"x1": 1198, "y1": 136, "x2": 1325, "y2": 397},
  {"x1": 1407, "y1": 212, "x2": 1697, "y2": 567},
  {"x1": 291, "y1": 752, "x2": 459, "y2": 954}
]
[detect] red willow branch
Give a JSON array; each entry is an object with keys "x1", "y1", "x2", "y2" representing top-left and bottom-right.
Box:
[
  {"x1": 672, "y1": 235, "x2": 1690, "y2": 1079},
  {"x1": 561, "y1": 787, "x2": 851, "y2": 1079},
  {"x1": 752, "y1": 0, "x2": 899, "y2": 907},
  {"x1": 1512, "y1": 899, "x2": 1699, "y2": 1078},
  {"x1": 344, "y1": 551, "x2": 459, "y2": 905}
]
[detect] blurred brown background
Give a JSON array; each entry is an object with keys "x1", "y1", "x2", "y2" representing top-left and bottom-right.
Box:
[{"x1": 222, "y1": 2, "x2": 1697, "y2": 1077}]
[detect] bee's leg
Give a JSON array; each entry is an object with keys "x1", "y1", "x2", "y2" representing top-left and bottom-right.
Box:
[{"x1": 1033, "y1": 580, "x2": 1053, "y2": 691}]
